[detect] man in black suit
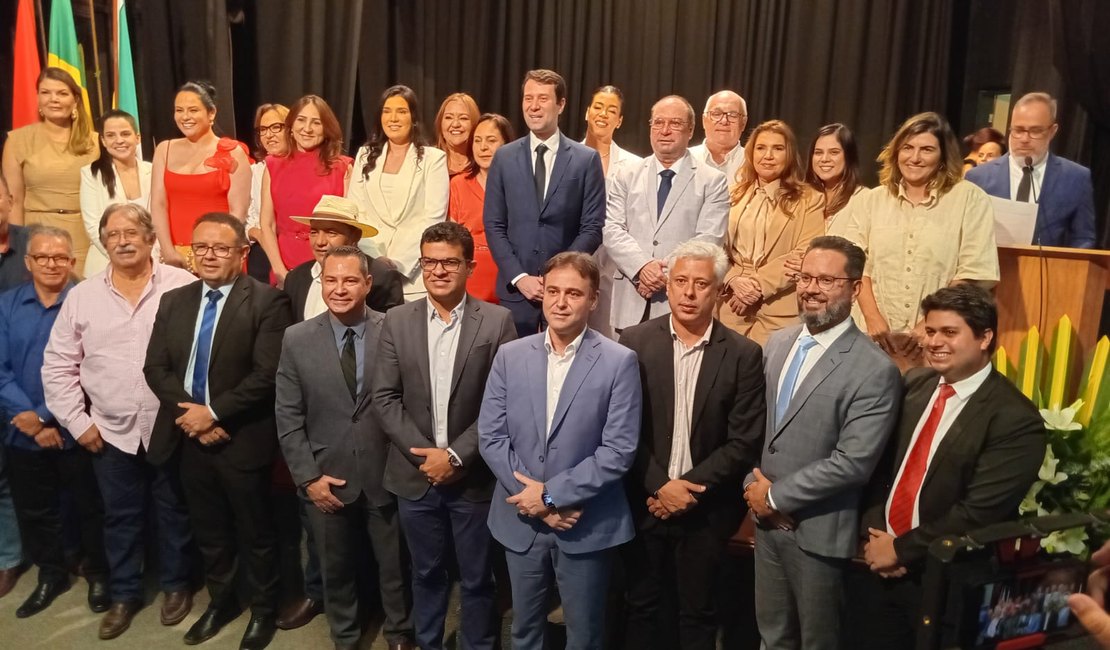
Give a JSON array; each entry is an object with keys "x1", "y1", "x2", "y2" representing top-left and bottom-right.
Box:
[
  {"x1": 856, "y1": 284, "x2": 1046, "y2": 647},
  {"x1": 372, "y1": 222, "x2": 516, "y2": 650},
  {"x1": 283, "y1": 195, "x2": 403, "y2": 323},
  {"x1": 277, "y1": 246, "x2": 415, "y2": 650},
  {"x1": 144, "y1": 213, "x2": 293, "y2": 650},
  {"x1": 275, "y1": 194, "x2": 402, "y2": 630},
  {"x1": 618, "y1": 239, "x2": 766, "y2": 650}
]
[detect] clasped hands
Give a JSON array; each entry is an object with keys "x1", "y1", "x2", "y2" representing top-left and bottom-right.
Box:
[
  {"x1": 176, "y1": 402, "x2": 229, "y2": 447},
  {"x1": 410, "y1": 447, "x2": 460, "y2": 487},
  {"x1": 724, "y1": 276, "x2": 763, "y2": 316},
  {"x1": 12, "y1": 410, "x2": 64, "y2": 450},
  {"x1": 863, "y1": 527, "x2": 907, "y2": 578},
  {"x1": 635, "y1": 260, "x2": 667, "y2": 299},
  {"x1": 507, "y1": 471, "x2": 581, "y2": 532},
  {"x1": 646, "y1": 478, "x2": 706, "y2": 520},
  {"x1": 743, "y1": 468, "x2": 796, "y2": 531}
]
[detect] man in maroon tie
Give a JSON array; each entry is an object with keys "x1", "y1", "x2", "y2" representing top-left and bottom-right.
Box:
[{"x1": 856, "y1": 284, "x2": 1046, "y2": 647}]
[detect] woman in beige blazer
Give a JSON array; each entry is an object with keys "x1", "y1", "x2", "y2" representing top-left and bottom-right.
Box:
[
  {"x1": 348, "y1": 85, "x2": 449, "y2": 301},
  {"x1": 80, "y1": 110, "x2": 153, "y2": 277},
  {"x1": 719, "y1": 119, "x2": 824, "y2": 345}
]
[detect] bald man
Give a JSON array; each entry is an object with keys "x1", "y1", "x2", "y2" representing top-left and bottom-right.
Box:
[{"x1": 688, "y1": 90, "x2": 749, "y2": 185}]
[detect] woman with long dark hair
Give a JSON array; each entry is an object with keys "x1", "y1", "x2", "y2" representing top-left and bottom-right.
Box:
[
  {"x1": 80, "y1": 109, "x2": 152, "y2": 276},
  {"x1": 804, "y1": 123, "x2": 864, "y2": 236},
  {"x1": 348, "y1": 85, "x2": 448, "y2": 301}
]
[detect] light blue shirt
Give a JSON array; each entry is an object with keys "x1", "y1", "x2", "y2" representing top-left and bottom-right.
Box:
[
  {"x1": 183, "y1": 282, "x2": 234, "y2": 418},
  {"x1": 329, "y1": 308, "x2": 369, "y2": 395}
]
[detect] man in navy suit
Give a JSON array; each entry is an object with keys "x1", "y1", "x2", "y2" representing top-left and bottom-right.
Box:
[
  {"x1": 483, "y1": 69, "x2": 607, "y2": 337},
  {"x1": 479, "y1": 251, "x2": 641, "y2": 649},
  {"x1": 966, "y1": 92, "x2": 1096, "y2": 248}
]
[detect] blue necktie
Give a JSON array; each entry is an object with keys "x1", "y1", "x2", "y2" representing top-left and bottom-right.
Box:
[
  {"x1": 192, "y1": 289, "x2": 223, "y2": 403},
  {"x1": 775, "y1": 335, "x2": 818, "y2": 425},
  {"x1": 657, "y1": 169, "x2": 676, "y2": 218}
]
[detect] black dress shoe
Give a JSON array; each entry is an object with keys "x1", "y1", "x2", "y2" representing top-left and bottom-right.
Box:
[
  {"x1": 87, "y1": 577, "x2": 111, "y2": 613},
  {"x1": 184, "y1": 606, "x2": 238, "y2": 645},
  {"x1": 15, "y1": 580, "x2": 70, "y2": 618},
  {"x1": 239, "y1": 614, "x2": 277, "y2": 650}
]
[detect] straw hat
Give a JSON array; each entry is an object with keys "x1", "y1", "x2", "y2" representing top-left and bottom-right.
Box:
[{"x1": 290, "y1": 195, "x2": 378, "y2": 237}]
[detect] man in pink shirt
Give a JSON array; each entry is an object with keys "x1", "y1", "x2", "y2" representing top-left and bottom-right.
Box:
[{"x1": 42, "y1": 204, "x2": 196, "y2": 641}]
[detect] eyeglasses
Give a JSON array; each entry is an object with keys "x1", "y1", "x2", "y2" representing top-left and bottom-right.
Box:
[
  {"x1": 256, "y1": 123, "x2": 285, "y2": 136},
  {"x1": 419, "y1": 257, "x2": 463, "y2": 272},
  {"x1": 795, "y1": 273, "x2": 856, "y2": 290},
  {"x1": 190, "y1": 243, "x2": 237, "y2": 258},
  {"x1": 104, "y1": 228, "x2": 144, "y2": 243},
  {"x1": 26, "y1": 254, "x2": 73, "y2": 267},
  {"x1": 706, "y1": 110, "x2": 745, "y2": 124},
  {"x1": 1009, "y1": 126, "x2": 1052, "y2": 139},
  {"x1": 649, "y1": 118, "x2": 690, "y2": 131}
]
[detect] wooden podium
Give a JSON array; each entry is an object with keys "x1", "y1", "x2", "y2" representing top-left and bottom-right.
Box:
[{"x1": 996, "y1": 245, "x2": 1110, "y2": 360}]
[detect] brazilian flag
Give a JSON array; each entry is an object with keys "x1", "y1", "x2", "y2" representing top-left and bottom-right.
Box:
[{"x1": 48, "y1": 0, "x2": 92, "y2": 125}]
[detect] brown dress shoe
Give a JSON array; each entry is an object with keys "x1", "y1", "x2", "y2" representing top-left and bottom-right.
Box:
[
  {"x1": 275, "y1": 596, "x2": 322, "y2": 630},
  {"x1": 161, "y1": 589, "x2": 193, "y2": 626},
  {"x1": 99, "y1": 602, "x2": 142, "y2": 640},
  {"x1": 0, "y1": 566, "x2": 24, "y2": 599}
]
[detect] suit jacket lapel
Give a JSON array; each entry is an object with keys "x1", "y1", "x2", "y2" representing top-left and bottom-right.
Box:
[
  {"x1": 312, "y1": 314, "x2": 354, "y2": 406},
  {"x1": 450, "y1": 298, "x2": 482, "y2": 397},
  {"x1": 526, "y1": 339, "x2": 548, "y2": 442},
  {"x1": 764, "y1": 325, "x2": 798, "y2": 426},
  {"x1": 542, "y1": 134, "x2": 573, "y2": 213},
  {"x1": 1038, "y1": 154, "x2": 1062, "y2": 222},
  {"x1": 547, "y1": 332, "x2": 602, "y2": 442},
  {"x1": 210, "y1": 276, "x2": 249, "y2": 364},
  {"x1": 354, "y1": 313, "x2": 381, "y2": 412},
  {"x1": 894, "y1": 373, "x2": 940, "y2": 469},
  {"x1": 691, "y1": 322, "x2": 726, "y2": 433},
  {"x1": 761, "y1": 200, "x2": 793, "y2": 262},
  {"x1": 644, "y1": 319, "x2": 676, "y2": 444},
  {"x1": 920, "y1": 372, "x2": 999, "y2": 490},
  {"x1": 774, "y1": 324, "x2": 855, "y2": 435},
  {"x1": 177, "y1": 284, "x2": 204, "y2": 371},
  {"x1": 656, "y1": 154, "x2": 695, "y2": 233}
]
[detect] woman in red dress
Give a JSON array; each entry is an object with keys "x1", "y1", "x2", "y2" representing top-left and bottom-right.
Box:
[
  {"x1": 257, "y1": 95, "x2": 352, "y2": 286},
  {"x1": 150, "y1": 81, "x2": 251, "y2": 271},
  {"x1": 447, "y1": 113, "x2": 514, "y2": 303}
]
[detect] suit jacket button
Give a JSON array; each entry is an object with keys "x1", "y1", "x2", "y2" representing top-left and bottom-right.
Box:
[
  {"x1": 351, "y1": 416, "x2": 359, "y2": 423},
  {"x1": 653, "y1": 240, "x2": 659, "y2": 246},
  {"x1": 538, "y1": 455, "x2": 544, "y2": 462},
  {"x1": 768, "y1": 445, "x2": 776, "y2": 454}
]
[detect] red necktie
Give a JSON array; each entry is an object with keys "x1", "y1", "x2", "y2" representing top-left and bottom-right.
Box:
[{"x1": 888, "y1": 383, "x2": 956, "y2": 536}]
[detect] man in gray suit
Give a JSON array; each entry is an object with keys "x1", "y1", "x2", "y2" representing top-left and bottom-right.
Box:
[
  {"x1": 603, "y1": 95, "x2": 729, "y2": 333},
  {"x1": 372, "y1": 222, "x2": 516, "y2": 650},
  {"x1": 742, "y1": 235, "x2": 901, "y2": 650},
  {"x1": 275, "y1": 246, "x2": 414, "y2": 650}
]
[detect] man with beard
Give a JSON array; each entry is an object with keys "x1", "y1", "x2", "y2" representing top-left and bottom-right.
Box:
[{"x1": 742, "y1": 235, "x2": 901, "y2": 650}]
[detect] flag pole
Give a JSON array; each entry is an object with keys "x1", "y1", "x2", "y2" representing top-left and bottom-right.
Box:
[
  {"x1": 33, "y1": 0, "x2": 47, "y2": 64},
  {"x1": 85, "y1": 0, "x2": 104, "y2": 116}
]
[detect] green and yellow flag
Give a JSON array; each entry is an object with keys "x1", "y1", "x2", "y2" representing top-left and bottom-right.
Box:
[
  {"x1": 114, "y1": 0, "x2": 139, "y2": 130},
  {"x1": 47, "y1": 0, "x2": 92, "y2": 123}
]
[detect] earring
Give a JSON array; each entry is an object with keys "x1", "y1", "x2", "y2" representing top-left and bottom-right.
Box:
[
  {"x1": 71, "y1": 109, "x2": 77, "y2": 120},
  {"x1": 38, "y1": 108, "x2": 44, "y2": 117}
]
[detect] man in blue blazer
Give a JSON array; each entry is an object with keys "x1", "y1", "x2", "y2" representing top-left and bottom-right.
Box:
[
  {"x1": 965, "y1": 92, "x2": 1096, "y2": 248},
  {"x1": 483, "y1": 69, "x2": 607, "y2": 337},
  {"x1": 479, "y1": 252, "x2": 641, "y2": 650}
]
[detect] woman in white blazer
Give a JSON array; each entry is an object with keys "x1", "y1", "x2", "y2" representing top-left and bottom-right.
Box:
[
  {"x1": 348, "y1": 85, "x2": 448, "y2": 301},
  {"x1": 80, "y1": 109, "x2": 153, "y2": 277}
]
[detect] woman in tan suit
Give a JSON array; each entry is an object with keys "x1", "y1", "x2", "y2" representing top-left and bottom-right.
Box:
[{"x1": 719, "y1": 119, "x2": 824, "y2": 344}]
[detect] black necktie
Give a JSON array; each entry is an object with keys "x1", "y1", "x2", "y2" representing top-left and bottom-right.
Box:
[
  {"x1": 534, "y1": 143, "x2": 549, "y2": 208},
  {"x1": 341, "y1": 328, "x2": 357, "y2": 400},
  {"x1": 1016, "y1": 163, "x2": 1034, "y2": 202},
  {"x1": 657, "y1": 169, "x2": 676, "y2": 218}
]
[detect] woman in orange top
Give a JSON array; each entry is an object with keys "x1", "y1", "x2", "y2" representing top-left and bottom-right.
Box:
[
  {"x1": 447, "y1": 113, "x2": 514, "y2": 303},
  {"x1": 150, "y1": 81, "x2": 251, "y2": 270}
]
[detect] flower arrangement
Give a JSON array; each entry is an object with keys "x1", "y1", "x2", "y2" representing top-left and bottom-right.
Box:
[{"x1": 996, "y1": 316, "x2": 1110, "y2": 555}]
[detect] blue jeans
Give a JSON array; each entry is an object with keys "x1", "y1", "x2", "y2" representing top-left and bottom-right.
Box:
[
  {"x1": 91, "y1": 441, "x2": 193, "y2": 604},
  {"x1": 0, "y1": 445, "x2": 23, "y2": 570}
]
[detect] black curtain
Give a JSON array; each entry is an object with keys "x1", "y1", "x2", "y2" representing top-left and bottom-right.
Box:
[{"x1": 353, "y1": 0, "x2": 956, "y2": 183}]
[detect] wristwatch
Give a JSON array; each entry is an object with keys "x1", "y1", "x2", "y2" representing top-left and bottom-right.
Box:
[
  {"x1": 542, "y1": 488, "x2": 556, "y2": 509},
  {"x1": 447, "y1": 449, "x2": 462, "y2": 468},
  {"x1": 764, "y1": 491, "x2": 773, "y2": 512}
]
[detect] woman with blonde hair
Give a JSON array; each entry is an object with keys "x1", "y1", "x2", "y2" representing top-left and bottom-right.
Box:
[
  {"x1": 719, "y1": 119, "x2": 825, "y2": 345},
  {"x1": 434, "y1": 92, "x2": 480, "y2": 177},
  {"x1": 842, "y1": 111, "x2": 998, "y2": 366},
  {"x1": 3, "y1": 67, "x2": 98, "y2": 273}
]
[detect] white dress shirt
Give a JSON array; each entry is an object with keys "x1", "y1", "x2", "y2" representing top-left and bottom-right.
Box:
[
  {"x1": 544, "y1": 326, "x2": 586, "y2": 438},
  {"x1": 668, "y1": 318, "x2": 712, "y2": 479},
  {"x1": 1008, "y1": 154, "x2": 1047, "y2": 203},
  {"x1": 529, "y1": 130, "x2": 561, "y2": 201},
  {"x1": 653, "y1": 154, "x2": 687, "y2": 190},
  {"x1": 304, "y1": 261, "x2": 328, "y2": 320},
  {"x1": 184, "y1": 281, "x2": 235, "y2": 418},
  {"x1": 884, "y1": 362, "x2": 992, "y2": 533},
  {"x1": 689, "y1": 140, "x2": 744, "y2": 185},
  {"x1": 427, "y1": 297, "x2": 466, "y2": 462}
]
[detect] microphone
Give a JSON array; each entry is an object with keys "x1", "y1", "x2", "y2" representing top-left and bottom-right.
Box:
[{"x1": 1024, "y1": 156, "x2": 1039, "y2": 203}]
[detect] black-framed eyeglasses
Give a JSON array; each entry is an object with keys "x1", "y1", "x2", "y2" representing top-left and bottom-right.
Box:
[
  {"x1": 26, "y1": 254, "x2": 73, "y2": 267},
  {"x1": 256, "y1": 123, "x2": 285, "y2": 136},
  {"x1": 190, "y1": 243, "x2": 236, "y2": 258},
  {"x1": 706, "y1": 110, "x2": 744, "y2": 124},
  {"x1": 795, "y1": 273, "x2": 857, "y2": 290},
  {"x1": 648, "y1": 118, "x2": 689, "y2": 131},
  {"x1": 1008, "y1": 126, "x2": 1052, "y2": 140},
  {"x1": 419, "y1": 257, "x2": 463, "y2": 272}
]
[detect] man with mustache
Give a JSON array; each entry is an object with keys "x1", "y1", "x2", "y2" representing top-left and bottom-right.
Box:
[
  {"x1": 743, "y1": 235, "x2": 901, "y2": 650},
  {"x1": 42, "y1": 205, "x2": 197, "y2": 639}
]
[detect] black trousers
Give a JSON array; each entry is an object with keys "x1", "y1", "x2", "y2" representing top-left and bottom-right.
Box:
[
  {"x1": 180, "y1": 444, "x2": 278, "y2": 616},
  {"x1": 621, "y1": 514, "x2": 728, "y2": 650},
  {"x1": 7, "y1": 446, "x2": 108, "y2": 585},
  {"x1": 844, "y1": 565, "x2": 923, "y2": 650}
]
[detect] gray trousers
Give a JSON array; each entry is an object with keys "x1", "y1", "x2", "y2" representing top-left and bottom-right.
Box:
[{"x1": 754, "y1": 525, "x2": 847, "y2": 650}]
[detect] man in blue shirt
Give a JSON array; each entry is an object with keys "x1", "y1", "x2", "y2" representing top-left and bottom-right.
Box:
[
  {"x1": 0, "y1": 225, "x2": 108, "y2": 617},
  {"x1": 0, "y1": 174, "x2": 30, "y2": 292}
]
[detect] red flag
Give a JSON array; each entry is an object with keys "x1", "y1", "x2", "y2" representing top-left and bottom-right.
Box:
[{"x1": 12, "y1": 0, "x2": 42, "y2": 129}]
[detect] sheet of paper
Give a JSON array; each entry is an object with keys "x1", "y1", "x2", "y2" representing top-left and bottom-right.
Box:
[{"x1": 990, "y1": 196, "x2": 1038, "y2": 246}]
